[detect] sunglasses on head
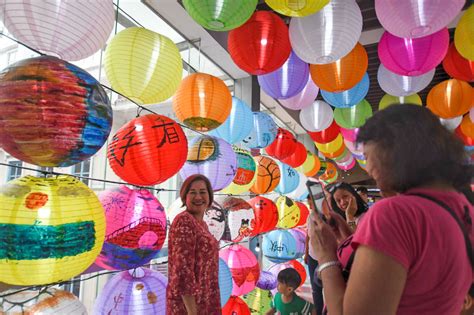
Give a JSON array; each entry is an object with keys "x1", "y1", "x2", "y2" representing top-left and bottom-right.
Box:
[{"x1": 326, "y1": 182, "x2": 344, "y2": 194}]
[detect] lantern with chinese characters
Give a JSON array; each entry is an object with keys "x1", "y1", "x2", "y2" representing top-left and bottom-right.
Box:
[
  {"x1": 248, "y1": 196, "x2": 279, "y2": 235},
  {"x1": 263, "y1": 230, "x2": 298, "y2": 263},
  {"x1": 242, "y1": 112, "x2": 278, "y2": 149},
  {"x1": 219, "y1": 258, "x2": 234, "y2": 306},
  {"x1": 275, "y1": 196, "x2": 301, "y2": 229},
  {"x1": 265, "y1": 128, "x2": 298, "y2": 160},
  {"x1": 321, "y1": 73, "x2": 370, "y2": 108},
  {"x1": 209, "y1": 97, "x2": 253, "y2": 144},
  {"x1": 275, "y1": 163, "x2": 300, "y2": 195},
  {"x1": 299, "y1": 100, "x2": 334, "y2": 132},
  {"x1": 0, "y1": 56, "x2": 112, "y2": 167},
  {"x1": 221, "y1": 147, "x2": 257, "y2": 195},
  {"x1": 279, "y1": 76, "x2": 320, "y2": 110},
  {"x1": 0, "y1": 175, "x2": 105, "y2": 285},
  {"x1": 281, "y1": 141, "x2": 307, "y2": 168},
  {"x1": 217, "y1": 196, "x2": 255, "y2": 242},
  {"x1": 454, "y1": 4, "x2": 474, "y2": 61},
  {"x1": 173, "y1": 73, "x2": 232, "y2": 131},
  {"x1": 242, "y1": 288, "x2": 273, "y2": 314},
  {"x1": 427, "y1": 79, "x2": 473, "y2": 119},
  {"x1": 107, "y1": 114, "x2": 187, "y2": 186},
  {"x1": 334, "y1": 99, "x2": 373, "y2": 129},
  {"x1": 222, "y1": 296, "x2": 251, "y2": 315},
  {"x1": 250, "y1": 156, "x2": 281, "y2": 194},
  {"x1": 265, "y1": 0, "x2": 329, "y2": 17},
  {"x1": 442, "y1": 43, "x2": 474, "y2": 82},
  {"x1": 377, "y1": 64, "x2": 435, "y2": 97}
]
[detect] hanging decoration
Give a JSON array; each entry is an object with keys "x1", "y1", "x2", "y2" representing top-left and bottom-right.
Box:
[
  {"x1": 287, "y1": 173, "x2": 309, "y2": 201},
  {"x1": 442, "y1": 43, "x2": 474, "y2": 82},
  {"x1": 308, "y1": 120, "x2": 340, "y2": 144},
  {"x1": 219, "y1": 258, "x2": 234, "y2": 307},
  {"x1": 265, "y1": 128, "x2": 298, "y2": 160},
  {"x1": 265, "y1": 0, "x2": 329, "y2": 17},
  {"x1": 275, "y1": 196, "x2": 301, "y2": 229},
  {"x1": 248, "y1": 196, "x2": 279, "y2": 235},
  {"x1": 319, "y1": 162, "x2": 338, "y2": 184},
  {"x1": 299, "y1": 100, "x2": 334, "y2": 132},
  {"x1": 295, "y1": 202, "x2": 310, "y2": 227},
  {"x1": 440, "y1": 116, "x2": 463, "y2": 132},
  {"x1": 263, "y1": 229, "x2": 298, "y2": 263},
  {"x1": 334, "y1": 99, "x2": 373, "y2": 129},
  {"x1": 288, "y1": 229, "x2": 306, "y2": 258},
  {"x1": 377, "y1": 64, "x2": 435, "y2": 97},
  {"x1": 221, "y1": 147, "x2": 257, "y2": 195},
  {"x1": 256, "y1": 271, "x2": 278, "y2": 290},
  {"x1": 209, "y1": 97, "x2": 253, "y2": 144},
  {"x1": 459, "y1": 115, "x2": 474, "y2": 139},
  {"x1": 281, "y1": 141, "x2": 307, "y2": 168},
  {"x1": 274, "y1": 162, "x2": 300, "y2": 195},
  {"x1": 321, "y1": 72, "x2": 370, "y2": 108},
  {"x1": 296, "y1": 151, "x2": 316, "y2": 175},
  {"x1": 222, "y1": 296, "x2": 251, "y2": 315},
  {"x1": 242, "y1": 287, "x2": 273, "y2": 314},
  {"x1": 268, "y1": 259, "x2": 306, "y2": 287},
  {"x1": 315, "y1": 134, "x2": 344, "y2": 155},
  {"x1": 217, "y1": 196, "x2": 255, "y2": 242},
  {"x1": 242, "y1": 112, "x2": 278, "y2": 149},
  {"x1": 454, "y1": 5, "x2": 474, "y2": 61},
  {"x1": 379, "y1": 94, "x2": 422, "y2": 110},
  {"x1": 250, "y1": 156, "x2": 281, "y2": 194},
  {"x1": 279, "y1": 76, "x2": 319, "y2": 110},
  {"x1": 427, "y1": 79, "x2": 473, "y2": 119}
]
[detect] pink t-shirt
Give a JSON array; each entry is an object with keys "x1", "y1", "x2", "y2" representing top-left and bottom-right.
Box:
[{"x1": 352, "y1": 188, "x2": 473, "y2": 315}]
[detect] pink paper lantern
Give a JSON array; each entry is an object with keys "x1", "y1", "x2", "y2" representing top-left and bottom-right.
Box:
[
  {"x1": 378, "y1": 28, "x2": 449, "y2": 76},
  {"x1": 340, "y1": 127, "x2": 359, "y2": 142},
  {"x1": 279, "y1": 76, "x2": 319, "y2": 110},
  {"x1": 338, "y1": 158, "x2": 356, "y2": 171}
]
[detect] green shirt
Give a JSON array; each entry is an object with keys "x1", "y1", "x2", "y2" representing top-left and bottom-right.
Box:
[{"x1": 270, "y1": 292, "x2": 314, "y2": 315}]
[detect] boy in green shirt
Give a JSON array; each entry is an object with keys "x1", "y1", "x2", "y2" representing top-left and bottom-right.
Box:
[{"x1": 266, "y1": 268, "x2": 316, "y2": 315}]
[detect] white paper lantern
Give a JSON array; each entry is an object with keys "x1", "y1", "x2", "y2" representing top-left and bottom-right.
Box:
[
  {"x1": 440, "y1": 116, "x2": 463, "y2": 131},
  {"x1": 299, "y1": 100, "x2": 334, "y2": 132},
  {"x1": 0, "y1": 0, "x2": 115, "y2": 61},
  {"x1": 377, "y1": 64, "x2": 435, "y2": 97},
  {"x1": 289, "y1": 0, "x2": 362, "y2": 64}
]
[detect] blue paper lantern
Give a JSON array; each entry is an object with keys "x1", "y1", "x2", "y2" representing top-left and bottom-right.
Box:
[
  {"x1": 321, "y1": 72, "x2": 370, "y2": 108},
  {"x1": 219, "y1": 258, "x2": 233, "y2": 307},
  {"x1": 274, "y1": 162, "x2": 300, "y2": 194},
  {"x1": 263, "y1": 229, "x2": 298, "y2": 263},
  {"x1": 208, "y1": 97, "x2": 253, "y2": 144},
  {"x1": 258, "y1": 50, "x2": 309, "y2": 99},
  {"x1": 242, "y1": 112, "x2": 278, "y2": 149}
]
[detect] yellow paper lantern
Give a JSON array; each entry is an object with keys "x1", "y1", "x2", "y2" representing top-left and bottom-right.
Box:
[
  {"x1": 0, "y1": 176, "x2": 105, "y2": 285},
  {"x1": 221, "y1": 147, "x2": 257, "y2": 195},
  {"x1": 296, "y1": 151, "x2": 316, "y2": 174},
  {"x1": 379, "y1": 93, "x2": 422, "y2": 110},
  {"x1": 104, "y1": 27, "x2": 183, "y2": 104},
  {"x1": 305, "y1": 156, "x2": 321, "y2": 177},
  {"x1": 275, "y1": 196, "x2": 301, "y2": 229},
  {"x1": 454, "y1": 5, "x2": 474, "y2": 61},
  {"x1": 265, "y1": 0, "x2": 329, "y2": 17},
  {"x1": 315, "y1": 133, "x2": 344, "y2": 154}
]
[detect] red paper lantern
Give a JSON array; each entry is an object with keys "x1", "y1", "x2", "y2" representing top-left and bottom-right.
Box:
[
  {"x1": 222, "y1": 296, "x2": 251, "y2": 315},
  {"x1": 289, "y1": 260, "x2": 307, "y2": 286},
  {"x1": 295, "y1": 202, "x2": 310, "y2": 227},
  {"x1": 248, "y1": 196, "x2": 279, "y2": 234},
  {"x1": 443, "y1": 43, "x2": 474, "y2": 82},
  {"x1": 228, "y1": 11, "x2": 291, "y2": 75},
  {"x1": 265, "y1": 128, "x2": 297, "y2": 160},
  {"x1": 308, "y1": 120, "x2": 340, "y2": 144},
  {"x1": 107, "y1": 114, "x2": 188, "y2": 186},
  {"x1": 455, "y1": 125, "x2": 474, "y2": 146},
  {"x1": 281, "y1": 141, "x2": 307, "y2": 168}
]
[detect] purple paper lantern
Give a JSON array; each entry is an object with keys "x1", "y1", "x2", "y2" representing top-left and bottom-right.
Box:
[
  {"x1": 378, "y1": 28, "x2": 449, "y2": 76},
  {"x1": 256, "y1": 270, "x2": 278, "y2": 290},
  {"x1": 279, "y1": 76, "x2": 319, "y2": 110},
  {"x1": 93, "y1": 268, "x2": 167, "y2": 315},
  {"x1": 258, "y1": 51, "x2": 309, "y2": 99}
]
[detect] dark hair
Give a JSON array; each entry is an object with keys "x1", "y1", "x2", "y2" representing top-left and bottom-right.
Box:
[
  {"x1": 356, "y1": 186, "x2": 368, "y2": 194},
  {"x1": 356, "y1": 105, "x2": 472, "y2": 193},
  {"x1": 180, "y1": 174, "x2": 214, "y2": 207},
  {"x1": 277, "y1": 268, "x2": 301, "y2": 289},
  {"x1": 328, "y1": 182, "x2": 368, "y2": 220}
]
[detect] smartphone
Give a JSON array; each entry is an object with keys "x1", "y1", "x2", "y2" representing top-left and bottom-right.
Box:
[{"x1": 306, "y1": 180, "x2": 336, "y2": 226}]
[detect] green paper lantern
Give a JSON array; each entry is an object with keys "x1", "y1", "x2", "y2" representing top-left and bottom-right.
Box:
[
  {"x1": 242, "y1": 288, "x2": 273, "y2": 314},
  {"x1": 379, "y1": 93, "x2": 422, "y2": 110},
  {"x1": 334, "y1": 99, "x2": 373, "y2": 129},
  {"x1": 183, "y1": 0, "x2": 258, "y2": 31}
]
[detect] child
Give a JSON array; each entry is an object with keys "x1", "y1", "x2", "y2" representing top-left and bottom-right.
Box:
[{"x1": 266, "y1": 268, "x2": 316, "y2": 315}]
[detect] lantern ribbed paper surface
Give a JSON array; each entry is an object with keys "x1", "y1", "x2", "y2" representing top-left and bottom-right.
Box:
[
  {"x1": 265, "y1": 128, "x2": 297, "y2": 160},
  {"x1": 209, "y1": 97, "x2": 253, "y2": 144},
  {"x1": 242, "y1": 112, "x2": 278, "y2": 149},
  {"x1": 242, "y1": 288, "x2": 273, "y2": 314},
  {"x1": 379, "y1": 94, "x2": 422, "y2": 110},
  {"x1": 221, "y1": 147, "x2": 257, "y2": 195},
  {"x1": 0, "y1": 0, "x2": 114, "y2": 61},
  {"x1": 265, "y1": 0, "x2": 329, "y2": 17},
  {"x1": 256, "y1": 270, "x2": 278, "y2": 290},
  {"x1": 281, "y1": 141, "x2": 307, "y2": 168},
  {"x1": 427, "y1": 79, "x2": 473, "y2": 119},
  {"x1": 250, "y1": 156, "x2": 281, "y2": 194},
  {"x1": 377, "y1": 64, "x2": 435, "y2": 97},
  {"x1": 275, "y1": 196, "x2": 301, "y2": 229},
  {"x1": 263, "y1": 230, "x2": 298, "y2": 263},
  {"x1": 279, "y1": 76, "x2": 319, "y2": 110},
  {"x1": 275, "y1": 162, "x2": 300, "y2": 195},
  {"x1": 308, "y1": 120, "x2": 340, "y2": 144},
  {"x1": 454, "y1": 5, "x2": 474, "y2": 61},
  {"x1": 287, "y1": 173, "x2": 309, "y2": 201},
  {"x1": 219, "y1": 258, "x2": 233, "y2": 307},
  {"x1": 299, "y1": 100, "x2": 334, "y2": 132},
  {"x1": 222, "y1": 296, "x2": 251, "y2": 315},
  {"x1": 321, "y1": 72, "x2": 370, "y2": 108},
  {"x1": 248, "y1": 196, "x2": 279, "y2": 235},
  {"x1": 218, "y1": 196, "x2": 255, "y2": 242},
  {"x1": 443, "y1": 43, "x2": 474, "y2": 82},
  {"x1": 334, "y1": 99, "x2": 373, "y2": 129}
]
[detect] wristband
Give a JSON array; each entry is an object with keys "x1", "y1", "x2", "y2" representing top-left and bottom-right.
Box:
[{"x1": 317, "y1": 260, "x2": 342, "y2": 278}]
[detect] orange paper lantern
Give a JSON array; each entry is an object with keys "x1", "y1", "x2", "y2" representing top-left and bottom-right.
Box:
[
  {"x1": 460, "y1": 114, "x2": 474, "y2": 139},
  {"x1": 427, "y1": 79, "x2": 473, "y2": 119},
  {"x1": 250, "y1": 156, "x2": 281, "y2": 194},
  {"x1": 305, "y1": 156, "x2": 321, "y2": 177},
  {"x1": 248, "y1": 196, "x2": 279, "y2": 234},
  {"x1": 319, "y1": 162, "x2": 338, "y2": 182}
]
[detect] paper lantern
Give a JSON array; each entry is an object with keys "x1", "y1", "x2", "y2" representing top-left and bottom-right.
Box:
[
  {"x1": 0, "y1": 288, "x2": 86, "y2": 314},
  {"x1": 228, "y1": 11, "x2": 291, "y2": 75},
  {"x1": 222, "y1": 296, "x2": 251, "y2": 315},
  {"x1": 250, "y1": 156, "x2": 281, "y2": 194},
  {"x1": 344, "y1": 139, "x2": 364, "y2": 156},
  {"x1": 321, "y1": 143, "x2": 346, "y2": 159},
  {"x1": 338, "y1": 157, "x2": 356, "y2": 171},
  {"x1": 295, "y1": 202, "x2": 310, "y2": 227},
  {"x1": 96, "y1": 186, "x2": 167, "y2": 270},
  {"x1": 275, "y1": 196, "x2": 301, "y2": 229},
  {"x1": 266, "y1": 0, "x2": 329, "y2": 17},
  {"x1": 440, "y1": 116, "x2": 463, "y2": 131},
  {"x1": 378, "y1": 28, "x2": 449, "y2": 76},
  {"x1": 304, "y1": 155, "x2": 322, "y2": 177},
  {"x1": 281, "y1": 141, "x2": 307, "y2": 168},
  {"x1": 173, "y1": 73, "x2": 232, "y2": 131},
  {"x1": 296, "y1": 151, "x2": 316, "y2": 174},
  {"x1": 265, "y1": 128, "x2": 298, "y2": 160},
  {"x1": 289, "y1": 260, "x2": 307, "y2": 286},
  {"x1": 460, "y1": 114, "x2": 474, "y2": 139},
  {"x1": 299, "y1": 100, "x2": 334, "y2": 132},
  {"x1": 219, "y1": 258, "x2": 234, "y2": 307},
  {"x1": 104, "y1": 27, "x2": 182, "y2": 104},
  {"x1": 220, "y1": 244, "x2": 260, "y2": 296},
  {"x1": 222, "y1": 147, "x2": 257, "y2": 194},
  {"x1": 248, "y1": 196, "x2": 279, "y2": 235},
  {"x1": 93, "y1": 268, "x2": 167, "y2": 315},
  {"x1": 443, "y1": 43, "x2": 474, "y2": 82},
  {"x1": 182, "y1": 0, "x2": 257, "y2": 31},
  {"x1": 180, "y1": 135, "x2": 237, "y2": 191},
  {"x1": 454, "y1": 5, "x2": 474, "y2": 61},
  {"x1": 379, "y1": 94, "x2": 422, "y2": 110},
  {"x1": 455, "y1": 125, "x2": 474, "y2": 146},
  {"x1": 0, "y1": 56, "x2": 112, "y2": 167},
  {"x1": 275, "y1": 163, "x2": 300, "y2": 195},
  {"x1": 218, "y1": 196, "x2": 255, "y2": 242},
  {"x1": 0, "y1": 175, "x2": 105, "y2": 285},
  {"x1": 334, "y1": 99, "x2": 373, "y2": 129},
  {"x1": 340, "y1": 127, "x2": 359, "y2": 142},
  {"x1": 427, "y1": 79, "x2": 473, "y2": 118},
  {"x1": 0, "y1": 0, "x2": 114, "y2": 61},
  {"x1": 242, "y1": 288, "x2": 273, "y2": 314},
  {"x1": 310, "y1": 43, "x2": 368, "y2": 92},
  {"x1": 308, "y1": 120, "x2": 340, "y2": 144},
  {"x1": 209, "y1": 97, "x2": 253, "y2": 143},
  {"x1": 258, "y1": 51, "x2": 309, "y2": 99},
  {"x1": 375, "y1": 0, "x2": 464, "y2": 38},
  {"x1": 319, "y1": 162, "x2": 338, "y2": 183},
  {"x1": 321, "y1": 72, "x2": 370, "y2": 108},
  {"x1": 263, "y1": 230, "x2": 298, "y2": 263},
  {"x1": 288, "y1": 229, "x2": 306, "y2": 258},
  {"x1": 289, "y1": 0, "x2": 362, "y2": 64},
  {"x1": 315, "y1": 133, "x2": 344, "y2": 154},
  {"x1": 287, "y1": 173, "x2": 309, "y2": 201},
  {"x1": 107, "y1": 114, "x2": 187, "y2": 186},
  {"x1": 256, "y1": 270, "x2": 278, "y2": 290},
  {"x1": 377, "y1": 64, "x2": 435, "y2": 97},
  {"x1": 279, "y1": 76, "x2": 320, "y2": 110},
  {"x1": 242, "y1": 112, "x2": 278, "y2": 149}
]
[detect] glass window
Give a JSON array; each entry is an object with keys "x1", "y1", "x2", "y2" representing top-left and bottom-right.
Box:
[
  {"x1": 71, "y1": 160, "x2": 91, "y2": 186},
  {"x1": 7, "y1": 160, "x2": 22, "y2": 181}
]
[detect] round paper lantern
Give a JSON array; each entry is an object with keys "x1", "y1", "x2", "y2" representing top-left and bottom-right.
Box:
[
  {"x1": 275, "y1": 195, "x2": 301, "y2": 229},
  {"x1": 321, "y1": 72, "x2": 370, "y2": 108},
  {"x1": 263, "y1": 229, "x2": 298, "y2": 263},
  {"x1": 455, "y1": 125, "x2": 474, "y2": 146},
  {"x1": 427, "y1": 79, "x2": 473, "y2": 118},
  {"x1": 319, "y1": 162, "x2": 338, "y2": 184},
  {"x1": 256, "y1": 270, "x2": 278, "y2": 290},
  {"x1": 268, "y1": 260, "x2": 306, "y2": 289},
  {"x1": 275, "y1": 162, "x2": 300, "y2": 195},
  {"x1": 299, "y1": 100, "x2": 334, "y2": 132},
  {"x1": 378, "y1": 28, "x2": 449, "y2": 76},
  {"x1": 443, "y1": 43, "x2": 474, "y2": 82},
  {"x1": 180, "y1": 135, "x2": 237, "y2": 191},
  {"x1": 308, "y1": 120, "x2": 340, "y2": 144},
  {"x1": 460, "y1": 114, "x2": 474, "y2": 139},
  {"x1": 242, "y1": 112, "x2": 278, "y2": 149},
  {"x1": 321, "y1": 143, "x2": 346, "y2": 159},
  {"x1": 96, "y1": 186, "x2": 167, "y2": 270},
  {"x1": 222, "y1": 147, "x2": 257, "y2": 194},
  {"x1": 219, "y1": 258, "x2": 234, "y2": 307},
  {"x1": 295, "y1": 202, "x2": 310, "y2": 227},
  {"x1": 315, "y1": 133, "x2": 344, "y2": 154},
  {"x1": 104, "y1": 27, "x2": 182, "y2": 104},
  {"x1": 228, "y1": 11, "x2": 291, "y2": 75},
  {"x1": 107, "y1": 114, "x2": 187, "y2": 186},
  {"x1": 0, "y1": 175, "x2": 105, "y2": 285},
  {"x1": 250, "y1": 156, "x2": 281, "y2": 194},
  {"x1": 0, "y1": 288, "x2": 86, "y2": 314},
  {"x1": 305, "y1": 155, "x2": 322, "y2": 177},
  {"x1": 220, "y1": 244, "x2": 260, "y2": 296},
  {"x1": 296, "y1": 151, "x2": 316, "y2": 175},
  {"x1": 440, "y1": 116, "x2": 463, "y2": 131},
  {"x1": 377, "y1": 64, "x2": 435, "y2": 97},
  {"x1": 258, "y1": 51, "x2": 309, "y2": 99},
  {"x1": 281, "y1": 141, "x2": 307, "y2": 168},
  {"x1": 218, "y1": 196, "x2": 255, "y2": 242},
  {"x1": 222, "y1": 296, "x2": 251, "y2": 315},
  {"x1": 340, "y1": 127, "x2": 359, "y2": 142},
  {"x1": 266, "y1": 0, "x2": 329, "y2": 17},
  {"x1": 375, "y1": 0, "x2": 464, "y2": 38},
  {"x1": 265, "y1": 128, "x2": 298, "y2": 160},
  {"x1": 287, "y1": 173, "x2": 309, "y2": 201},
  {"x1": 279, "y1": 76, "x2": 320, "y2": 110},
  {"x1": 0, "y1": 56, "x2": 112, "y2": 167},
  {"x1": 93, "y1": 268, "x2": 167, "y2": 315},
  {"x1": 310, "y1": 43, "x2": 368, "y2": 93},
  {"x1": 289, "y1": 0, "x2": 362, "y2": 64},
  {"x1": 344, "y1": 139, "x2": 364, "y2": 156},
  {"x1": 454, "y1": 5, "x2": 474, "y2": 61},
  {"x1": 338, "y1": 157, "x2": 356, "y2": 171},
  {"x1": 334, "y1": 99, "x2": 373, "y2": 129},
  {"x1": 242, "y1": 288, "x2": 273, "y2": 314},
  {"x1": 248, "y1": 196, "x2": 279, "y2": 235},
  {"x1": 379, "y1": 93, "x2": 422, "y2": 110},
  {"x1": 0, "y1": 0, "x2": 114, "y2": 61},
  {"x1": 182, "y1": 0, "x2": 257, "y2": 31},
  {"x1": 288, "y1": 229, "x2": 306, "y2": 258},
  {"x1": 209, "y1": 97, "x2": 253, "y2": 143}
]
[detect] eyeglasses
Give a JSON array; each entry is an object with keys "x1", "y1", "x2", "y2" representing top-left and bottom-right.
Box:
[{"x1": 326, "y1": 182, "x2": 344, "y2": 194}]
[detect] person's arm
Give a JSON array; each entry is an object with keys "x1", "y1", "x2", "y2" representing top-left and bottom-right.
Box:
[
  {"x1": 181, "y1": 295, "x2": 198, "y2": 315},
  {"x1": 265, "y1": 309, "x2": 276, "y2": 315},
  {"x1": 311, "y1": 307, "x2": 317, "y2": 315},
  {"x1": 304, "y1": 234, "x2": 310, "y2": 264}
]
